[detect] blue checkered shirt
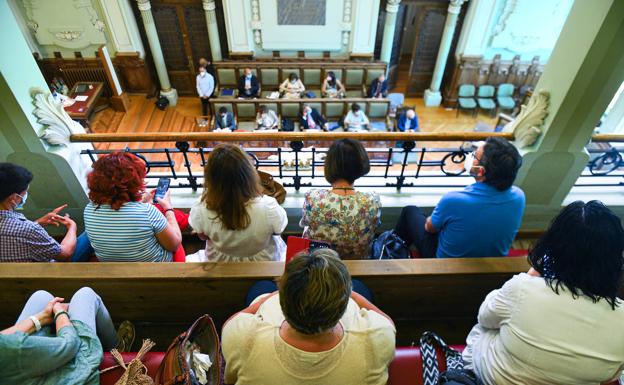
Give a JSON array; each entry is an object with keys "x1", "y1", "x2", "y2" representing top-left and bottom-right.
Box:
[{"x1": 0, "y1": 210, "x2": 61, "y2": 262}]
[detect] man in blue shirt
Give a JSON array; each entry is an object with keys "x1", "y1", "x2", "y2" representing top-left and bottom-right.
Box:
[{"x1": 395, "y1": 137, "x2": 525, "y2": 258}]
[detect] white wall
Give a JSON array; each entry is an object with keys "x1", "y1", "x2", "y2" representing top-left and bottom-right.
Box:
[
  {"x1": 222, "y1": 0, "x2": 381, "y2": 58},
  {"x1": 456, "y1": 0, "x2": 574, "y2": 61},
  {"x1": 10, "y1": 0, "x2": 144, "y2": 58}
]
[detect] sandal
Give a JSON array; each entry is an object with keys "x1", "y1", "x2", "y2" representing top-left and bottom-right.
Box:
[{"x1": 115, "y1": 320, "x2": 135, "y2": 353}]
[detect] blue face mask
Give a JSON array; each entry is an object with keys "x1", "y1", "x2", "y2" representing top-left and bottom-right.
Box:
[
  {"x1": 246, "y1": 74, "x2": 252, "y2": 79},
  {"x1": 15, "y1": 192, "x2": 28, "y2": 210}
]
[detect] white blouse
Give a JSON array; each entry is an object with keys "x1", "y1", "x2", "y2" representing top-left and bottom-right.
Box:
[
  {"x1": 463, "y1": 273, "x2": 624, "y2": 385},
  {"x1": 189, "y1": 195, "x2": 288, "y2": 262}
]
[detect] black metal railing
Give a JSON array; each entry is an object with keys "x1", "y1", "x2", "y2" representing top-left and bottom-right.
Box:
[
  {"x1": 81, "y1": 140, "x2": 477, "y2": 191},
  {"x1": 80, "y1": 140, "x2": 624, "y2": 191}
]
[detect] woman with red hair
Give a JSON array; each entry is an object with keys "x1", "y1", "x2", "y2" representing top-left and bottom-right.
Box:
[{"x1": 83, "y1": 152, "x2": 183, "y2": 262}]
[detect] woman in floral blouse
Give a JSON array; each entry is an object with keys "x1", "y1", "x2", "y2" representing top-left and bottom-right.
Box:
[{"x1": 300, "y1": 139, "x2": 381, "y2": 259}]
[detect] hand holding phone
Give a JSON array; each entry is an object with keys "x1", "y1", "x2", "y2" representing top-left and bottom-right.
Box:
[{"x1": 153, "y1": 178, "x2": 171, "y2": 204}]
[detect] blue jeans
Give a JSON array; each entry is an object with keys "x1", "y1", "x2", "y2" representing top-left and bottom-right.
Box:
[
  {"x1": 16, "y1": 287, "x2": 118, "y2": 350},
  {"x1": 71, "y1": 232, "x2": 94, "y2": 262},
  {"x1": 244, "y1": 279, "x2": 374, "y2": 307}
]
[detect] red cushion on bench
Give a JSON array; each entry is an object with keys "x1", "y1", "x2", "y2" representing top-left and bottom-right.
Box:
[
  {"x1": 100, "y1": 352, "x2": 165, "y2": 385},
  {"x1": 388, "y1": 345, "x2": 465, "y2": 385},
  {"x1": 100, "y1": 347, "x2": 618, "y2": 385},
  {"x1": 507, "y1": 249, "x2": 528, "y2": 257}
]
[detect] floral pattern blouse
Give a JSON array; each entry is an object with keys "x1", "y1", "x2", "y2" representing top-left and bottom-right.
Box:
[{"x1": 300, "y1": 189, "x2": 381, "y2": 259}]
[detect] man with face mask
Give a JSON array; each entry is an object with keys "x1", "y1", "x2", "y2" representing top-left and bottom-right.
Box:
[
  {"x1": 394, "y1": 137, "x2": 525, "y2": 258},
  {"x1": 237, "y1": 68, "x2": 260, "y2": 99},
  {"x1": 215, "y1": 106, "x2": 237, "y2": 131},
  {"x1": 197, "y1": 66, "x2": 215, "y2": 122},
  {"x1": 0, "y1": 163, "x2": 82, "y2": 262}
]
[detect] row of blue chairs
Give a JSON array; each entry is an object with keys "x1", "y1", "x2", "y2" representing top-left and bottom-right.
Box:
[{"x1": 457, "y1": 83, "x2": 516, "y2": 117}]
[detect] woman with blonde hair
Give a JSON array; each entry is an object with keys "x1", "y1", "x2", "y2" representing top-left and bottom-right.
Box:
[{"x1": 189, "y1": 144, "x2": 288, "y2": 261}]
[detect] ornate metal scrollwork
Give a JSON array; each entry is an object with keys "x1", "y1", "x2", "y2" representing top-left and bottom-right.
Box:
[
  {"x1": 440, "y1": 150, "x2": 468, "y2": 176},
  {"x1": 588, "y1": 148, "x2": 623, "y2": 176}
]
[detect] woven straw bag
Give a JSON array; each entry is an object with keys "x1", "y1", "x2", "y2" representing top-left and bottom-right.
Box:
[{"x1": 101, "y1": 339, "x2": 156, "y2": 385}]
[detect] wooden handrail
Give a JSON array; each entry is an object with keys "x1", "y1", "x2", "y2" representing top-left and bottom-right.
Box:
[
  {"x1": 70, "y1": 131, "x2": 515, "y2": 143},
  {"x1": 591, "y1": 134, "x2": 624, "y2": 143},
  {"x1": 0, "y1": 258, "x2": 529, "y2": 279}
]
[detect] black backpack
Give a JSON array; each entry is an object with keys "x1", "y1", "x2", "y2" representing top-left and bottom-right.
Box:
[
  {"x1": 155, "y1": 95, "x2": 169, "y2": 110},
  {"x1": 281, "y1": 118, "x2": 294, "y2": 132},
  {"x1": 370, "y1": 230, "x2": 410, "y2": 259}
]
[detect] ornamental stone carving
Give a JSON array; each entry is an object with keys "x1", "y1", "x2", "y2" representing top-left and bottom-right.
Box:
[
  {"x1": 386, "y1": 0, "x2": 401, "y2": 13},
  {"x1": 32, "y1": 89, "x2": 85, "y2": 146},
  {"x1": 342, "y1": 0, "x2": 353, "y2": 46},
  {"x1": 504, "y1": 89, "x2": 550, "y2": 148}
]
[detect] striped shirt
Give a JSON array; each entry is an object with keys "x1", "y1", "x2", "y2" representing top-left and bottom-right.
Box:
[{"x1": 84, "y1": 201, "x2": 171, "y2": 262}]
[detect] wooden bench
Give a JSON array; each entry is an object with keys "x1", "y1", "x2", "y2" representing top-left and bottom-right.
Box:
[
  {"x1": 212, "y1": 60, "x2": 387, "y2": 98},
  {"x1": 0, "y1": 258, "x2": 529, "y2": 349}
]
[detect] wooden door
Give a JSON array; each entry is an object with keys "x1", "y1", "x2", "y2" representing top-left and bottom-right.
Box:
[
  {"x1": 150, "y1": 0, "x2": 211, "y2": 95},
  {"x1": 406, "y1": 2, "x2": 447, "y2": 96}
]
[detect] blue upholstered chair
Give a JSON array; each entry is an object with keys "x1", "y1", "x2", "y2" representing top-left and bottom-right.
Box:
[
  {"x1": 477, "y1": 85, "x2": 496, "y2": 117},
  {"x1": 497, "y1": 83, "x2": 516, "y2": 113},
  {"x1": 457, "y1": 84, "x2": 477, "y2": 117}
]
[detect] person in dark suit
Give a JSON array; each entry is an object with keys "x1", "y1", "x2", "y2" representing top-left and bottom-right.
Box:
[
  {"x1": 396, "y1": 109, "x2": 419, "y2": 132},
  {"x1": 238, "y1": 68, "x2": 260, "y2": 99},
  {"x1": 368, "y1": 74, "x2": 388, "y2": 98},
  {"x1": 215, "y1": 107, "x2": 236, "y2": 131},
  {"x1": 299, "y1": 105, "x2": 328, "y2": 131}
]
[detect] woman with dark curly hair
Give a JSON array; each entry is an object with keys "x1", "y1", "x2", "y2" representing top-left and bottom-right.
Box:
[
  {"x1": 83, "y1": 152, "x2": 183, "y2": 262},
  {"x1": 463, "y1": 200, "x2": 624, "y2": 385}
]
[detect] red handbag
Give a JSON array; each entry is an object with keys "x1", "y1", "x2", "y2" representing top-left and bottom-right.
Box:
[{"x1": 154, "y1": 315, "x2": 221, "y2": 385}]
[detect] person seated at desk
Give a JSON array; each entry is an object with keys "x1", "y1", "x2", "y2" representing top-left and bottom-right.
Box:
[
  {"x1": 238, "y1": 68, "x2": 260, "y2": 99},
  {"x1": 256, "y1": 105, "x2": 279, "y2": 130},
  {"x1": 368, "y1": 73, "x2": 388, "y2": 99},
  {"x1": 344, "y1": 103, "x2": 369, "y2": 132},
  {"x1": 0, "y1": 162, "x2": 93, "y2": 263},
  {"x1": 322, "y1": 71, "x2": 345, "y2": 98},
  {"x1": 397, "y1": 108, "x2": 419, "y2": 132},
  {"x1": 279, "y1": 73, "x2": 305, "y2": 99},
  {"x1": 214, "y1": 107, "x2": 236, "y2": 131},
  {"x1": 299, "y1": 104, "x2": 328, "y2": 131}
]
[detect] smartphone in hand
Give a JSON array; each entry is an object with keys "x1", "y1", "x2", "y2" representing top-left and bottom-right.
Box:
[{"x1": 153, "y1": 178, "x2": 171, "y2": 204}]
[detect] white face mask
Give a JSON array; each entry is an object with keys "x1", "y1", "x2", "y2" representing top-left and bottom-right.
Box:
[
  {"x1": 15, "y1": 191, "x2": 28, "y2": 210},
  {"x1": 464, "y1": 153, "x2": 484, "y2": 177},
  {"x1": 464, "y1": 153, "x2": 475, "y2": 175},
  {"x1": 200, "y1": 72, "x2": 206, "y2": 77}
]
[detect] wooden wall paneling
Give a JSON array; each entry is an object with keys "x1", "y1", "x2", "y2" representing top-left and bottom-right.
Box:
[
  {"x1": 442, "y1": 55, "x2": 545, "y2": 108},
  {"x1": 184, "y1": 4, "x2": 211, "y2": 65},
  {"x1": 152, "y1": 3, "x2": 194, "y2": 94},
  {"x1": 387, "y1": 4, "x2": 407, "y2": 89},
  {"x1": 37, "y1": 57, "x2": 114, "y2": 98},
  {"x1": 406, "y1": 3, "x2": 447, "y2": 96},
  {"x1": 113, "y1": 52, "x2": 157, "y2": 94}
]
